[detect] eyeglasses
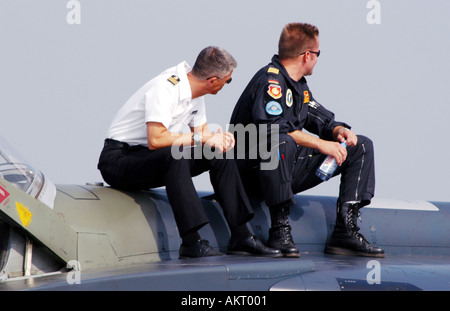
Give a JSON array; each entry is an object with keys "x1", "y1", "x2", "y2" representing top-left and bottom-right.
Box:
[
  {"x1": 299, "y1": 50, "x2": 321, "y2": 58},
  {"x1": 207, "y1": 76, "x2": 232, "y2": 84}
]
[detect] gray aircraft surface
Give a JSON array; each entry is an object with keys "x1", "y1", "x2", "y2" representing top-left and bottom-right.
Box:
[{"x1": 0, "y1": 134, "x2": 449, "y2": 296}]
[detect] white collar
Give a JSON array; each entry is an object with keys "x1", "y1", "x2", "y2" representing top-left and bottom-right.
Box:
[{"x1": 176, "y1": 61, "x2": 193, "y2": 101}]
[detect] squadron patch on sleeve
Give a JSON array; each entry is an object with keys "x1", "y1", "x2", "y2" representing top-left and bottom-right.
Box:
[
  {"x1": 167, "y1": 75, "x2": 180, "y2": 85},
  {"x1": 267, "y1": 84, "x2": 282, "y2": 99},
  {"x1": 265, "y1": 101, "x2": 283, "y2": 116}
]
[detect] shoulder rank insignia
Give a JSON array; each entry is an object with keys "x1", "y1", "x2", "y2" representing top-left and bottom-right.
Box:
[
  {"x1": 267, "y1": 67, "x2": 279, "y2": 75},
  {"x1": 267, "y1": 67, "x2": 280, "y2": 75},
  {"x1": 167, "y1": 75, "x2": 180, "y2": 85},
  {"x1": 267, "y1": 84, "x2": 282, "y2": 99},
  {"x1": 265, "y1": 101, "x2": 283, "y2": 116}
]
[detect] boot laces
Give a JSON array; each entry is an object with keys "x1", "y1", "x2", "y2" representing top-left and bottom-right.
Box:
[
  {"x1": 280, "y1": 225, "x2": 294, "y2": 243},
  {"x1": 270, "y1": 224, "x2": 294, "y2": 245},
  {"x1": 346, "y1": 208, "x2": 369, "y2": 244}
]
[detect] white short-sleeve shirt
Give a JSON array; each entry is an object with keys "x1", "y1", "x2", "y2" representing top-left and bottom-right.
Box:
[{"x1": 107, "y1": 61, "x2": 207, "y2": 146}]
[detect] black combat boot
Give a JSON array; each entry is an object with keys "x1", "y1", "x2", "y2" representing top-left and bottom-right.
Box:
[
  {"x1": 267, "y1": 204, "x2": 300, "y2": 258},
  {"x1": 325, "y1": 202, "x2": 385, "y2": 257}
]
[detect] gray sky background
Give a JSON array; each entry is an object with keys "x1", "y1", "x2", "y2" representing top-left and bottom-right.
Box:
[{"x1": 1, "y1": 0, "x2": 449, "y2": 202}]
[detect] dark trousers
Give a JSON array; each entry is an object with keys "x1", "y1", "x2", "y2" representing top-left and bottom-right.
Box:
[
  {"x1": 242, "y1": 134, "x2": 375, "y2": 208},
  {"x1": 98, "y1": 139, "x2": 253, "y2": 236}
]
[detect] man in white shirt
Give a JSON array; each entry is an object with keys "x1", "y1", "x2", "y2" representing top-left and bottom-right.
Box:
[{"x1": 98, "y1": 47, "x2": 281, "y2": 259}]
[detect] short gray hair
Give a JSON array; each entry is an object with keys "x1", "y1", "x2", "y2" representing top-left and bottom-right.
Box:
[{"x1": 191, "y1": 46, "x2": 237, "y2": 80}]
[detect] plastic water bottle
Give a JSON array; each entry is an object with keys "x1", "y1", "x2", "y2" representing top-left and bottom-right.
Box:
[{"x1": 315, "y1": 141, "x2": 347, "y2": 181}]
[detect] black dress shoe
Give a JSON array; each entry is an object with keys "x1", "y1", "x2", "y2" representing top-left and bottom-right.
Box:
[
  {"x1": 227, "y1": 235, "x2": 282, "y2": 257},
  {"x1": 179, "y1": 239, "x2": 224, "y2": 259}
]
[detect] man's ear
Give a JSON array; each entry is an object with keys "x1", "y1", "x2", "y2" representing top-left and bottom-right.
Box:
[
  {"x1": 206, "y1": 77, "x2": 218, "y2": 85},
  {"x1": 297, "y1": 53, "x2": 307, "y2": 64}
]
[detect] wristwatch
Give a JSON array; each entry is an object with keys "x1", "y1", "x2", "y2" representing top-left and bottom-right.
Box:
[{"x1": 192, "y1": 132, "x2": 202, "y2": 147}]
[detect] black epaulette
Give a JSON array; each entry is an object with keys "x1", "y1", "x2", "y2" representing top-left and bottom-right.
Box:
[{"x1": 167, "y1": 75, "x2": 180, "y2": 85}]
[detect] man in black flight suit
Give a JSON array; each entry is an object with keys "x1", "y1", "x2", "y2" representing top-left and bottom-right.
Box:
[{"x1": 230, "y1": 23, "x2": 384, "y2": 258}]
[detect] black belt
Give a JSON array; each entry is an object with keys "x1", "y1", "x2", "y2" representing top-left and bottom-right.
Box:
[{"x1": 104, "y1": 138, "x2": 129, "y2": 148}]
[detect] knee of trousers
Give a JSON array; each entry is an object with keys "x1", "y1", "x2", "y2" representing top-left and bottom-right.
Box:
[{"x1": 353, "y1": 135, "x2": 374, "y2": 157}]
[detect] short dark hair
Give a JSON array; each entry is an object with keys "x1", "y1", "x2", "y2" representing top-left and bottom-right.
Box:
[
  {"x1": 278, "y1": 23, "x2": 319, "y2": 60},
  {"x1": 191, "y1": 46, "x2": 237, "y2": 80}
]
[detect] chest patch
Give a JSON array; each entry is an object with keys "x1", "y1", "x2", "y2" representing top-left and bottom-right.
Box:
[
  {"x1": 267, "y1": 84, "x2": 282, "y2": 99},
  {"x1": 286, "y1": 89, "x2": 293, "y2": 107},
  {"x1": 303, "y1": 90, "x2": 310, "y2": 103},
  {"x1": 265, "y1": 101, "x2": 283, "y2": 116}
]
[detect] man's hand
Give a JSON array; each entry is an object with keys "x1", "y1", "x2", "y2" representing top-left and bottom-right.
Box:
[
  {"x1": 335, "y1": 127, "x2": 358, "y2": 147},
  {"x1": 204, "y1": 128, "x2": 235, "y2": 153},
  {"x1": 317, "y1": 140, "x2": 348, "y2": 166}
]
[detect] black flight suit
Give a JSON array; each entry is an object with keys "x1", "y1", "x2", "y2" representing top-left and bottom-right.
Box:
[{"x1": 230, "y1": 55, "x2": 375, "y2": 209}]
